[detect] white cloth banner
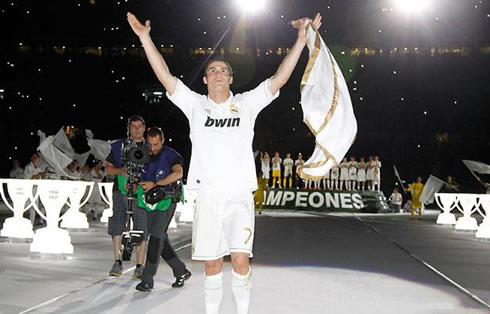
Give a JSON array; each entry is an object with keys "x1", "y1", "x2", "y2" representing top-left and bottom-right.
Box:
[
  {"x1": 419, "y1": 175, "x2": 445, "y2": 205},
  {"x1": 463, "y1": 160, "x2": 490, "y2": 175},
  {"x1": 297, "y1": 24, "x2": 357, "y2": 180},
  {"x1": 38, "y1": 135, "x2": 76, "y2": 179},
  {"x1": 87, "y1": 139, "x2": 111, "y2": 161}
]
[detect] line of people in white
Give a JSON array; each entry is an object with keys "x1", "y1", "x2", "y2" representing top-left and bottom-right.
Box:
[
  {"x1": 260, "y1": 153, "x2": 382, "y2": 191},
  {"x1": 8, "y1": 153, "x2": 106, "y2": 223}
]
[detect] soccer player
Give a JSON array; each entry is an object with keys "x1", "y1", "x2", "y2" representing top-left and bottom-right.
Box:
[
  {"x1": 330, "y1": 164, "x2": 339, "y2": 190},
  {"x1": 282, "y1": 153, "x2": 294, "y2": 188},
  {"x1": 339, "y1": 157, "x2": 350, "y2": 191},
  {"x1": 271, "y1": 152, "x2": 282, "y2": 188},
  {"x1": 357, "y1": 157, "x2": 367, "y2": 191},
  {"x1": 372, "y1": 155, "x2": 382, "y2": 192},
  {"x1": 405, "y1": 176, "x2": 424, "y2": 221},
  {"x1": 348, "y1": 156, "x2": 358, "y2": 191},
  {"x1": 294, "y1": 153, "x2": 305, "y2": 189},
  {"x1": 322, "y1": 168, "x2": 330, "y2": 190},
  {"x1": 260, "y1": 152, "x2": 270, "y2": 186},
  {"x1": 366, "y1": 156, "x2": 374, "y2": 191},
  {"x1": 127, "y1": 11, "x2": 322, "y2": 314}
]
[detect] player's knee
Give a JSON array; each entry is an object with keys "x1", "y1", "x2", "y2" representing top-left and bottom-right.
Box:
[
  {"x1": 231, "y1": 254, "x2": 250, "y2": 275},
  {"x1": 205, "y1": 259, "x2": 223, "y2": 275}
]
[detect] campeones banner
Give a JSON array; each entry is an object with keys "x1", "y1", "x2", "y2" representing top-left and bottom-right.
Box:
[{"x1": 263, "y1": 189, "x2": 364, "y2": 211}]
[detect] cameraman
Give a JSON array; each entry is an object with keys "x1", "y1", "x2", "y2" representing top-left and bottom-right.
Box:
[
  {"x1": 105, "y1": 115, "x2": 148, "y2": 278},
  {"x1": 135, "y1": 127, "x2": 191, "y2": 292}
]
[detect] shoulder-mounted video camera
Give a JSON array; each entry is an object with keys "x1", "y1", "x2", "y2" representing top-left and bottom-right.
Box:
[{"x1": 145, "y1": 180, "x2": 183, "y2": 205}]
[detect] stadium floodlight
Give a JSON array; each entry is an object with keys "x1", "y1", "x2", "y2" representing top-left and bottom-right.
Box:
[
  {"x1": 393, "y1": 0, "x2": 430, "y2": 15},
  {"x1": 236, "y1": 0, "x2": 266, "y2": 13}
]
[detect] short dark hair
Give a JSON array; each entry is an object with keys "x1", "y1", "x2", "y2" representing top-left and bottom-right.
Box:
[
  {"x1": 147, "y1": 126, "x2": 164, "y2": 140},
  {"x1": 129, "y1": 115, "x2": 145, "y2": 126},
  {"x1": 203, "y1": 56, "x2": 233, "y2": 77}
]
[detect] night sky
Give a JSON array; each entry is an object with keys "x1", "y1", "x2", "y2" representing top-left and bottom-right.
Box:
[{"x1": 1, "y1": 0, "x2": 489, "y2": 193}]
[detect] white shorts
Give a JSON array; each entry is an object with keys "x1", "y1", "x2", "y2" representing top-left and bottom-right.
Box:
[
  {"x1": 262, "y1": 168, "x2": 270, "y2": 179},
  {"x1": 192, "y1": 186, "x2": 255, "y2": 261},
  {"x1": 284, "y1": 167, "x2": 293, "y2": 177}
]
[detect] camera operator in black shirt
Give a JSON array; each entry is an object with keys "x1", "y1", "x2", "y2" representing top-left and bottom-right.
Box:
[
  {"x1": 135, "y1": 126, "x2": 191, "y2": 292},
  {"x1": 105, "y1": 115, "x2": 149, "y2": 278}
]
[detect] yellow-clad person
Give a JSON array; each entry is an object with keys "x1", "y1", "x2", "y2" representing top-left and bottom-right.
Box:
[
  {"x1": 255, "y1": 170, "x2": 269, "y2": 215},
  {"x1": 271, "y1": 152, "x2": 282, "y2": 188},
  {"x1": 405, "y1": 176, "x2": 424, "y2": 221}
]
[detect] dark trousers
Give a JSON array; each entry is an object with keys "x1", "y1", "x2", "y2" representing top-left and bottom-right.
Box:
[{"x1": 141, "y1": 203, "x2": 186, "y2": 288}]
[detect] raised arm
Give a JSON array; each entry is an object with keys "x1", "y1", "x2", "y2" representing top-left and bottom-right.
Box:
[
  {"x1": 270, "y1": 13, "x2": 322, "y2": 95},
  {"x1": 127, "y1": 12, "x2": 177, "y2": 95}
]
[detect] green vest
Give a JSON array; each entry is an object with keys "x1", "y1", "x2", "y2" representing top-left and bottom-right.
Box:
[{"x1": 117, "y1": 174, "x2": 184, "y2": 212}]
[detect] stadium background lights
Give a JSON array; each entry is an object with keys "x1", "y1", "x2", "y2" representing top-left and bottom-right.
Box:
[{"x1": 236, "y1": 0, "x2": 266, "y2": 13}]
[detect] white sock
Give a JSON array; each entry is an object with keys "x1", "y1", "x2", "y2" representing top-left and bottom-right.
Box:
[
  {"x1": 204, "y1": 272, "x2": 223, "y2": 314},
  {"x1": 232, "y1": 268, "x2": 252, "y2": 314}
]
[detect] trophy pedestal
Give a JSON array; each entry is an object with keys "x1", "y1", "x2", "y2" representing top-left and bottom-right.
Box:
[
  {"x1": 100, "y1": 209, "x2": 113, "y2": 223},
  {"x1": 60, "y1": 212, "x2": 89, "y2": 229},
  {"x1": 476, "y1": 217, "x2": 490, "y2": 239},
  {"x1": 0, "y1": 217, "x2": 34, "y2": 239},
  {"x1": 455, "y1": 216, "x2": 479, "y2": 231},
  {"x1": 30, "y1": 227, "x2": 73, "y2": 254},
  {"x1": 436, "y1": 212, "x2": 456, "y2": 225}
]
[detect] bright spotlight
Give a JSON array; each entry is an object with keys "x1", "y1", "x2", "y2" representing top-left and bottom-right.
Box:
[
  {"x1": 393, "y1": 0, "x2": 430, "y2": 14},
  {"x1": 236, "y1": 0, "x2": 266, "y2": 13}
]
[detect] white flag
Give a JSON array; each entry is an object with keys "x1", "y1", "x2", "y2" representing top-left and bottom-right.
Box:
[
  {"x1": 38, "y1": 135, "x2": 76, "y2": 179},
  {"x1": 419, "y1": 175, "x2": 446, "y2": 205},
  {"x1": 297, "y1": 23, "x2": 357, "y2": 180},
  {"x1": 463, "y1": 160, "x2": 490, "y2": 175},
  {"x1": 87, "y1": 138, "x2": 111, "y2": 161}
]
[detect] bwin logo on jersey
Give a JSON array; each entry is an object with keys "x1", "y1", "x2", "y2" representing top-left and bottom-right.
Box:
[{"x1": 204, "y1": 116, "x2": 240, "y2": 128}]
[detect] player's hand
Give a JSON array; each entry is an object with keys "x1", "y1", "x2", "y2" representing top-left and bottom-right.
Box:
[
  {"x1": 140, "y1": 181, "x2": 156, "y2": 192},
  {"x1": 292, "y1": 13, "x2": 322, "y2": 45},
  {"x1": 127, "y1": 12, "x2": 151, "y2": 40}
]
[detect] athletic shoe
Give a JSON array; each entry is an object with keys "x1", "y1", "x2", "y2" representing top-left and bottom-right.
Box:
[
  {"x1": 136, "y1": 281, "x2": 152, "y2": 292},
  {"x1": 172, "y1": 269, "x2": 192, "y2": 288},
  {"x1": 109, "y1": 261, "x2": 122, "y2": 277},
  {"x1": 418, "y1": 217, "x2": 422, "y2": 221},
  {"x1": 133, "y1": 265, "x2": 144, "y2": 279}
]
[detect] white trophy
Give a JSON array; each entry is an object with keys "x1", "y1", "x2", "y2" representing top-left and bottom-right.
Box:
[
  {"x1": 435, "y1": 193, "x2": 458, "y2": 225},
  {"x1": 476, "y1": 194, "x2": 490, "y2": 239},
  {"x1": 454, "y1": 194, "x2": 479, "y2": 231},
  {"x1": 60, "y1": 181, "x2": 94, "y2": 229},
  {"x1": 98, "y1": 182, "x2": 114, "y2": 223},
  {"x1": 30, "y1": 180, "x2": 74, "y2": 254},
  {"x1": 0, "y1": 179, "x2": 37, "y2": 239}
]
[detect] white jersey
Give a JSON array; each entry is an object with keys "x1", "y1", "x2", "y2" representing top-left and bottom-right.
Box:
[
  {"x1": 339, "y1": 161, "x2": 349, "y2": 180},
  {"x1": 261, "y1": 157, "x2": 270, "y2": 171},
  {"x1": 167, "y1": 78, "x2": 279, "y2": 191},
  {"x1": 373, "y1": 160, "x2": 382, "y2": 181},
  {"x1": 330, "y1": 165, "x2": 339, "y2": 179},
  {"x1": 295, "y1": 159, "x2": 305, "y2": 174},
  {"x1": 348, "y1": 161, "x2": 358, "y2": 179},
  {"x1": 357, "y1": 161, "x2": 367, "y2": 182},
  {"x1": 10, "y1": 167, "x2": 24, "y2": 179},
  {"x1": 283, "y1": 158, "x2": 293, "y2": 176},
  {"x1": 24, "y1": 162, "x2": 44, "y2": 179},
  {"x1": 272, "y1": 157, "x2": 282, "y2": 170}
]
